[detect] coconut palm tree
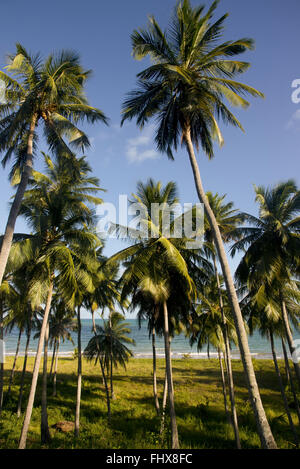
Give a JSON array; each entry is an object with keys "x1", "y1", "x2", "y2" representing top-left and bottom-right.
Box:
[
  {"x1": 85, "y1": 312, "x2": 135, "y2": 404},
  {"x1": 121, "y1": 0, "x2": 276, "y2": 449},
  {"x1": 0, "y1": 44, "x2": 107, "y2": 287},
  {"x1": 48, "y1": 299, "x2": 76, "y2": 396},
  {"x1": 108, "y1": 179, "x2": 201, "y2": 449},
  {"x1": 232, "y1": 181, "x2": 300, "y2": 386},
  {"x1": 14, "y1": 153, "x2": 103, "y2": 448}
]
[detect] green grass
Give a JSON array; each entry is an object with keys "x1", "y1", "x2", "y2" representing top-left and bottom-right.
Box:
[{"x1": 0, "y1": 356, "x2": 299, "y2": 449}]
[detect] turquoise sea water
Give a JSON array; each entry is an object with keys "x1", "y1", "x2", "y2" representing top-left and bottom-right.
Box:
[{"x1": 3, "y1": 319, "x2": 300, "y2": 360}]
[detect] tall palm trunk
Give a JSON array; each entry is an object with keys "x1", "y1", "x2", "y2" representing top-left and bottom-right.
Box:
[
  {"x1": 75, "y1": 306, "x2": 82, "y2": 437},
  {"x1": 19, "y1": 281, "x2": 53, "y2": 449},
  {"x1": 109, "y1": 314, "x2": 115, "y2": 400},
  {"x1": 184, "y1": 128, "x2": 277, "y2": 449},
  {"x1": 213, "y1": 252, "x2": 241, "y2": 448},
  {"x1": 92, "y1": 312, "x2": 110, "y2": 422},
  {"x1": 160, "y1": 371, "x2": 168, "y2": 435},
  {"x1": 218, "y1": 347, "x2": 229, "y2": 420},
  {"x1": 0, "y1": 299, "x2": 3, "y2": 413},
  {"x1": 7, "y1": 328, "x2": 22, "y2": 398},
  {"x1": 152, "y1": 324, "x2": 160, "y2": 415},
  {"x1": 270, "y1": 331, "x2": 298, "y2": 447},
  {"x1": 41, "y1": 323, "x2": 51, "y2": 444},
  {"x1": 52, "y1": 338, "x2": 60, "y2": 397},
  {"x1": 0, "y1": 117, "x2": 37, "y2": 287},
  {"x1": 17, "y1": 324, "x2": 31, "y2": 418},
  {"x1": 282, "y1": 339, "x2": 300, "y2": 425},
  {"x1": 49, "y1": 339, "x2": 57, "y2": 380},
  {"x1": 163, "y1": 300, "x2": 179, "y2": 449},
  {"x1": 280, "y1": 297, "x2": 300, "y2": 387}
]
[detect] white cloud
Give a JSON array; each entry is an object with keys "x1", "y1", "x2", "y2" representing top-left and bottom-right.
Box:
[
  {"x1": 286, "y1": 109, "x2": 300, "y2": 130},
  {"x1": 126, "y1": 125, "x2": 160, "y2": 163}
]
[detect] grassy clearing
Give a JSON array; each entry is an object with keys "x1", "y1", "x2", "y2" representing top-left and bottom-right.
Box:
[{"x1": 0, "y1": 356, "x2": 299, "y2": 449}]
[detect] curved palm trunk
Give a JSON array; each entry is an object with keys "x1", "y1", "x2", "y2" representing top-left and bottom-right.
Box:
[
  {"x1": 184, "y1": 129, "x2": 277, "y2": 449},
  {"x1": 218, "y1": 348, "x2": 229, "y2": 419},
  {"x1": 152, "y1": 324, "x2": 160, "y2": 415},
  {"x1": 92, "y1": 312, "x2": 110, "y2": 422},
  {"x1": 163, "y1": 300, "x2": 179, "y2": 449},
  {"x1": 41, "y1": 323, "x2": 51, "y2": 444},
  {"x1": 17, "y1": 324, "x2": 32, "y2": 418},
  {"x1": 75, "y1": 306, "x2": 82, "y2": 437},
  {"x1": 0, "y1": 300, "x2": 3, "y2": 413},
  {"x1": 280, "y1": 297, "x2": 300, "y2": 387},
  {"x1": 213, "y1": 252, "x2": 241, "y2": 448},
  {"x1": 270, "y1": 332, "x2": 298, "y2": 447},
  {"x1": 19, "y1": 281, "x2": 53, "y2": 449},
  {"x1": 49, "y1": 339, "x2": 57, "y2": 380},
  {"x1": 282, "y1": 339, "x2": 300, "y2": 425},
  {"x1": 0, "y1": 117, "x2": 37, "y2": 287},
  {"x1": 160, "y1": 371, "x2": 168, "y2": 435},
  {"x1": 52, "y1": 338, "x2": 60, "y2": 397},
  {"x1": 7, "y1": 329, "x2": 22, "y2": 399}
]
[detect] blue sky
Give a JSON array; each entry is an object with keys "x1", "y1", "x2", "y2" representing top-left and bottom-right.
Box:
[{"x1": 1, "y1": 0, "x2": 300, "y2": 317}]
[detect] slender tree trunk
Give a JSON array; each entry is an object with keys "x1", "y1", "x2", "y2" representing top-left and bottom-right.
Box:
[
  {"x1": 92, "y1": 312, "x2": 110, "y2": 422},
  {"x1": 0, "y1": 117, "x2": 37, "y2": 287},
  {"x1": 218, "y1": 347, "x2": 229, "y2": 419},
  {"x1": 109, "y1": 314, "x2": 115, "y2": 400},
  {"x1": 75, "y1": 306, "x2": 82, "y2": 438},
  {"x1": 0, "y1": 299, "x2": 3, "y2": 413},
  {"x1": 280, "y1": 297, "x2": 300, "y2": 387},
  {"x1": 17, "y1": 325, "x2": 31, "y2": 418},
  {"x1": 270, "y1": 331, "x2": 298, "y2": 447},
  {"x1": 184, "y1": 128, "x2": 277, "y2": 449},
  {"x1": 7, "y1": 328, "x2": 22, "y2": 399},
  {"x1": 110, "y1": 357, "x2": 114, "y2": 400},
  {"x1": 213, "y1": 252, "x2": 241, "y2": 448},
  {"x1": 163, "y1": 301, "x2": 179, "y2": 449},
  {"x1": 19, "y1": 281, "x2": 53, "y2": 449},
  {"x1": 100, "y1": 356, "x2": 111, "y2": 422},
  {"x1": 52, "y1": 338, "x2": 60, "y2": 397},
  {"x1": 282, "y1": 339, "x2": 300, "y2": 425},
  {"x1": 152, "y1": 324, "x2": 160, "y2": 415},
  {"x1": 41, "y1": 323, "x2": 51, "y2": 444},
  {"x1": 49, "y1": 339, "x2": 57, "y2": 380},
  {"x1": 160, "y1": 371, "x2": 168, "y2": 435}
]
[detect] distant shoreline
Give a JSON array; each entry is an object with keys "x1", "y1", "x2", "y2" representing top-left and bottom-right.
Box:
[{"x1": 3, "y1": 351, "x2": 284, "y2": 360}]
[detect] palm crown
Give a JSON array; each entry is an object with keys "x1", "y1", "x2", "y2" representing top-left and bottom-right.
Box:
[
  {"x1": 0, "y1": 44, "x2": 107, "y2": 174},
  {"x1": 122, "y1": 0, "x2": 263, "y2": 159}
]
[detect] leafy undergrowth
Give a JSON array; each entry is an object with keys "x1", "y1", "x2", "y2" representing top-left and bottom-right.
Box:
[{"x1": 0, "y1": 357, "x2": 299, "y2": 449}]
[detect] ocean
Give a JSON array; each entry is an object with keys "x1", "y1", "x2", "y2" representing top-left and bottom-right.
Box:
[{"x1": 3, "y1": 318, "x2": 300, "y2": 360}]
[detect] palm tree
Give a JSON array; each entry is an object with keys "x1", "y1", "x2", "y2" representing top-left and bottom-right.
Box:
[
  {"x1": 85, "y1": 312, "x2": 135, "y2": 405},
  {"x1": 121, "y1": 0, "x2": 276, "y2": 449},
  {"x1": 48, "y1": 299, "x2": 76, "y2": 396},
  {"x1": 0, "y1": 44, "x2": 107, "y2": 287},
  {"x1": 3, "y1": 265, "x2": 39, "y2": 402},
  {"x1": 109, "y1": 179, "x2": 201, "y2": 449},
  {"x1": 232, "y1": 181, "x2": 300, "y2": 386},
  {"x1": 15, "y1": 152, "x2": 102, "y2": 448}
]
